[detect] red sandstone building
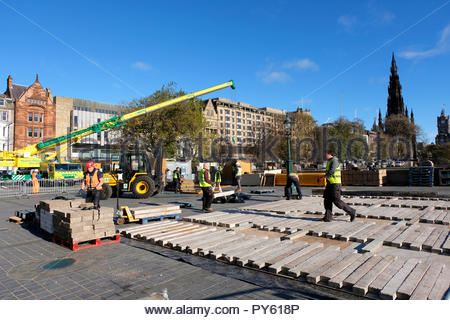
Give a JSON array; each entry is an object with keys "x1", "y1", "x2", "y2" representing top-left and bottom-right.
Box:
[{"x1": 3, "y1": 75, "x2": 55, "y2": 150}]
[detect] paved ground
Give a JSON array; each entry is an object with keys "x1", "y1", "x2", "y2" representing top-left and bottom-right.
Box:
[{"x1": 0, "y1": 185, "x2": 448, "y2": 300}]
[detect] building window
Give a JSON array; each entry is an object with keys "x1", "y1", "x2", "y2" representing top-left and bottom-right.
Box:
[
  {"x1": 225, "y1": 116, "x2": 230, "y2": 122},
  {"x1": 225, "y1": 123, "x2": 230, "y2": 128},
  {"x1": 232, "y1": 112, "x2": 234, "y2": 116},
  {"x1": 236, "y1": 112, "x2": 241, "y2": 117},
  {"x1": 256, "y1": 115, "x2": 260, "y2": 120},
  {"x1": 28, "y1": 128, "x2": 32, "y2": 137},
  {"x1": 34, "y1": 113, "x2": 39, "y2": 122},
  {"x1": 34, "y1": 128, "x2": 39, "y2": 138},
  {"x1": 232, "y1": 125, "x2": 235, "y2": 129},
  {"x1": 225, "y1": 110, "x2": 230, "y2": 115},
  {"x1": 2, "y1": 127, "x2": 5, "y2": 137},
  {"x1": 74, "y1": 115, "x2": 78, "y2": 126},
  {"x1": 0, "y1": 99, "x2": 4, "y2": 106},
  {"x1": 237, "y1": 125, "x2": 241, "y2": 130},
  {"x1": 220, "y1": 109, "x2": 223, "y2": 114},
  {"x1": 28, "y1": 112, "x2": 33, "y2": 122},
  {"x1": 237, "y1": 118, "x2": 241, "y2": 123},
  {"x1": 40, "y1": 128, "x2": 43, "y2": 138},
  {"x1": 2, "y1": 111, "x2": 7, "y2": 121},
  {"x1": 40, "y1": 114, "x2": 43, "y2": 122},
  {"x1": 220, "y1": 116, "x2": 223, "y2": 120},
  {"x1": 247, "y1": 114, "x2": 251, "y2": 119},
  {"x1": 226, "y1": 129, "x2": 230, "y2": 134}
]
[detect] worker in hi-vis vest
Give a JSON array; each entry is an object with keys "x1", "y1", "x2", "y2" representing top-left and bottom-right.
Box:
[
  {"x1": 31, "y1": 169, "x2": 41, "y2": 194},
  {"x1": 81, "y1": 160, "x2": 104, "y2": 209},
  {"x1": 173, "y1": 167, "x2": 182, "y2": 193},
  {"x1": 213, "y1": 165, "x2": 223, "y2": 193},
  {"x1": 235, "y1": 161, "x2": 242, "y2": 192},
  {"x1": 199, "y1": 163, "x2": 214, "y2": 212},
  {"x1": 318, "y1": 149, "x2": 355, "y2": 222}
]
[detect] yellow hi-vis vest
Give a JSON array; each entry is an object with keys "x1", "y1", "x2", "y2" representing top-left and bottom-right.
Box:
[
  {"x1": 215, "y1": 167, "x2": 222, "y2": 183},
  {"x1": 289, "y1": 173, "x2": 298, "y2": 179},
  {"x1": 236, "y1": 167, "x2": 242, "y2": 177},
  {"x1": 199, "y1": 169, "x2": 211, "y2": 187},
  {"x1": 325, "y1": 158, "x2": 342, "y2": 184}
]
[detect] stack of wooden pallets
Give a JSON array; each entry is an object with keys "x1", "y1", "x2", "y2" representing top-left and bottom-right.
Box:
[
  {"x1": 130, "y1": 204, "x2": 182, "y2": 223},
  {"x1": 341, "y1": 170, "x2": 387, "y2": 186}
]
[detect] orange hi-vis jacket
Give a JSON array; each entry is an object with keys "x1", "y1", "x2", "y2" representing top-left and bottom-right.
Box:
[{"x1": 85, "y1": 169, "x2": 103, "y2": 190}]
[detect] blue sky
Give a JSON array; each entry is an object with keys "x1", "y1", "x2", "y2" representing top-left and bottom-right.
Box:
[{"x1": 1, "y1": 0, "x2": 449, "y2": 142}]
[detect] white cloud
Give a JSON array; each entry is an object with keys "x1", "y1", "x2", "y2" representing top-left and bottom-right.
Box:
[
  {"x1": 258, "y1": 71, "x2": 291, "y2": 84},
  {"x1": 112, "y1": 83, "x2": 121, "y2": 88},
  {"x1": 132, "y1": 61, "x2": 152, "y2": 71},
  {"x1": 283, "y1": 58, "x2": 319, "y2": 71},
  {"x1": 337, "y1": 15, "x2": 357, "y2": 31},
  {"x1": 399, "y1": 25, "x2": 450, "y2": 59},
  {"x1": 367, "y1": 2, "x2": 395, "y2": 25}
]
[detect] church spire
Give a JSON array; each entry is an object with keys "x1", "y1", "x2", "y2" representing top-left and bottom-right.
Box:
[
  {"x1": 410, "y1": 109, "x2": 414, "y2": 123},
  {"x1": 378, "y1": 109, "x2": 384, "y2": 131},
  {"x1": 405, "y1": 106, "x2": 408, "y2": 118},
  {"x1": 387, "y1": 53, "x2": 405, "y2": 117}
]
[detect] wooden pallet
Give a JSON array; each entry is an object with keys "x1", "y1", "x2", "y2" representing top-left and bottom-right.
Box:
[{"x1": 51, "y1": 234, "x2": 120, "y2": 251}]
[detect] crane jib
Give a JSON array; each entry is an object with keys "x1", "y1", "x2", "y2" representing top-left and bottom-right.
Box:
[{"x1": 33, "y1": 80, "x2": 235, "y2": 151}]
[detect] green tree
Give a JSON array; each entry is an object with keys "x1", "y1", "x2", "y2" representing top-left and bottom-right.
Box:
[
  {"x1": 424, "y1": 143, "x2": 450, "y2": 165},
  {"x1": 327, "y1": 117, "x2": 366, "y2": 160},
  {"x1": 119, "y1": 83, "x2": 205, "y2": 158}
]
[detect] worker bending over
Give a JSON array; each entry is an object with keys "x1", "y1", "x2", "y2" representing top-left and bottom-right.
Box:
[
  {"x1": 318, "y1": 149, "x2": 355, "y2": 222},
  {"x1": 199, "y1": 164, "x2": 214, "y2": 212},
  {"x1": 81, "y1": 161, "x2": 104, "y2": 209},
  {"x1": 285, "y1": 168, "x2": 302, "y2": 200}
]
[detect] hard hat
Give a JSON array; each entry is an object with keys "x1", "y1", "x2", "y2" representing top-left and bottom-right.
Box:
[{"x1": 86, "y1": 160, "x2": 94, "y2": 168}]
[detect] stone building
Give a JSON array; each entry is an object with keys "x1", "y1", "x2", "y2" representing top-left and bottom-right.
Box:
[
  {"x1": 435, "y1": 109, "x2": 450, "y2": 145},
  {"x1": 3, "y1": 74, "x2": 55, "y2": 151},
  {"x1": 0, "y1": 92, "x2": 14, "y2": 152},
  {"x1": 53, "y1": 96, "x2": 122, "y2": 160},
  {"x1": 203, "y1": 98, "x2": 284, "y2": 158}
]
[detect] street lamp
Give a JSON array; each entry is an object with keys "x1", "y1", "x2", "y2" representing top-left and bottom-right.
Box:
[{"x1": 284, "y1": 113, "x2": 293, "y2": 174}]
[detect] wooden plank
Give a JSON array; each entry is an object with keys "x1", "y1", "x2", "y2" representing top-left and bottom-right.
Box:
[
  {"x1": 368, "y1": 258, "x2": 406, "y2": 294},
  {"x1": 247, "y1": 240, "x2": 294, "y2": 266},
  {"x1": 210, "y1": 236, "x2": 266, "y2": 259},
  {"x1": 267, "y1": 243, "x2": 324, "y2": 274},
  {"x1": 410, "y1": 226, "x2": 435, "y2": 251},
  {"x1": 427, "y1": 265, "x2": 450, "y2": 300},
  {"x1": 136, "y1": 222, "x2": 192, "y2": 238},
  {"x1": 431, "y1": 229, "x2": 449, "y2": 253},
  {"x1": 396, "y1": 262, "x2": 431, "y2": 300},
  {"x1": 158, "y1": 226, "x2": 210, "y2": 245},
  {"x1": 380, "y1": 259, "x2": 421, "y2": 299},
  {"x1": 384, "y1": 224, "x2": 408, "y2": 246},
  {"x1": 121, "y1": 220, "x2": 174, "y2": 233},
  {"x1": 130, "y1": 222, "x2": 182, "y2": 238},
  {"x1": 195, "y1": 234, "x2": 247, "y2": 255},
  {"x1": 254, "y1": 242, "x2": 310, "y2": 269},
  {"x1": 350, "y1": 223, "x2": 387, "y2": 243},
  {"x1": 361, "y1": 225, "x2": 401, "y2": 253},
  {"x1": 328, "y1": 253, "x2": 373, "y2": 288},
  {"x1": 234, "y1": 239, "x2": 282, "y2": 265},
  {"x1": 321, "y1": 253, "x2": 364, "y2": 282},
  {"x1": 338, "y1": 222, "x2": 375, "y2": 241},
  {"x1": 353, "y1": 255, "x2": 398, "y2": 295},
  {"x1": 287, "y1": 246, "x2": 341, "y2": 278},
  {"x1": 165, "y1": 228, "x2": 218, "y2": 247},
  {"x1": 422, "y1": 228, "x2": 443, "y2": 251},
  {"x1": 144, "y1": 224, "x2": 200, "y2": 241},
  {"x1": 306, "y1": 244, "x2": 359, "y2": 284},
  {"x1": 390, "y1": 224, "x2": 420, "y2": 248},
  {"x1": 343, "y1": 255, "x2": 384, "y2": 287},
  {"x1": 281, "y1": 229, "x2": 309, "y2": 240},
  {"x1": 173, "y1": 230, "x2": 229, "y2": 250},
  {"x1": 402, "y1": 226, "x2": 423, "y2": 247},
  {"x1": 281, "y1": 247, "x2": 325, "y2": 274}
]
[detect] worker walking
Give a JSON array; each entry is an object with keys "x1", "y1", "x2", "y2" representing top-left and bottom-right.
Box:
[
  {"x1": 31, "y1": 169, "x2": 41, "y2": 194},
  {"x1": 173, "y1": 167, "x2": 182, "y2": 193},
  {"x1": 319, "y1": 149, "x2": 356, "y2": 222},
  {"x1": 199, "y1": 164, "x2": 214, "y2": 212},
  {"x1": 213, "y1": 165, "x2": 223, "y2": 193},
  {"x1": 235, "y1": 161, "x2": 242, "y2": 192},
  {"x1": 285, "y1": 169, "x2": 302, "y2": 200},
  {"x1": 81, "y1": 161, "x2": 104, "y2": 209}
]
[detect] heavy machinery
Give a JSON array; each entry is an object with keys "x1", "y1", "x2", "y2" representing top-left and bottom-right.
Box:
[{"x1": 0, "y1": 80, "x2": 236, "y2": 198}]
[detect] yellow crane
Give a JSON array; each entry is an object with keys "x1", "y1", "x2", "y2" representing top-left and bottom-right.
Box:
[{"x1": 0, "y1": 80, "x2": 236, "y2": 196}]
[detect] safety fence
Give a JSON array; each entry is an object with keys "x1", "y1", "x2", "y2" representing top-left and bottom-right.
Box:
[{"x1": 0, "y1": 179, "x2": 83, "y2": 199}]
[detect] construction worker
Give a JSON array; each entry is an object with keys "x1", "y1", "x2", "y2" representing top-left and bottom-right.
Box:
[
  {"x1": 318, "y1": 149, "x2": 356, "y2": 222},
  {"x1": 173, "y1": 167, "x2": 182, "y2": 193},
  {"x1": 235, "y1": 161, "x2": 242, "y2": 192},
  {"x1": 199, "y1": 163, "x2": 214, "y2": 212},
  {"x1": 31, "y1": 169, "x2": 41, "y2": 194},
  {"x1": 81, "y1": 160, "x2": 104, "y2": 209},
  {"x1": 213, "y1": 165, "x2": 223, "y2": 193},
  {"x1": 285, "y1": 168, "x2": 302, "y2": 200}
]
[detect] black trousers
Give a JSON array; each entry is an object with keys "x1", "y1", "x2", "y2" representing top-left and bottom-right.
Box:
[
  {"x1": 285, "y1": 176, "x2": 302, "y2": 200},
  {"x1": 202, "y1": 187, "x2": 213, "y2": 210},
  {"x1": 323, "y1": 183, "x2": 354, "y2": 220},
  {"x1": 86, "y1": 189, "x2": 101, "y2": 208},
  {"x1": 174, "y1": 179, "x2": 181, "y2": 193}
]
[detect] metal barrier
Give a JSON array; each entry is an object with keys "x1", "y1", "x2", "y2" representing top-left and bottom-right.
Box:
[{"x1": 0, "y1": 179, "x2": 83, "y2": 199}]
